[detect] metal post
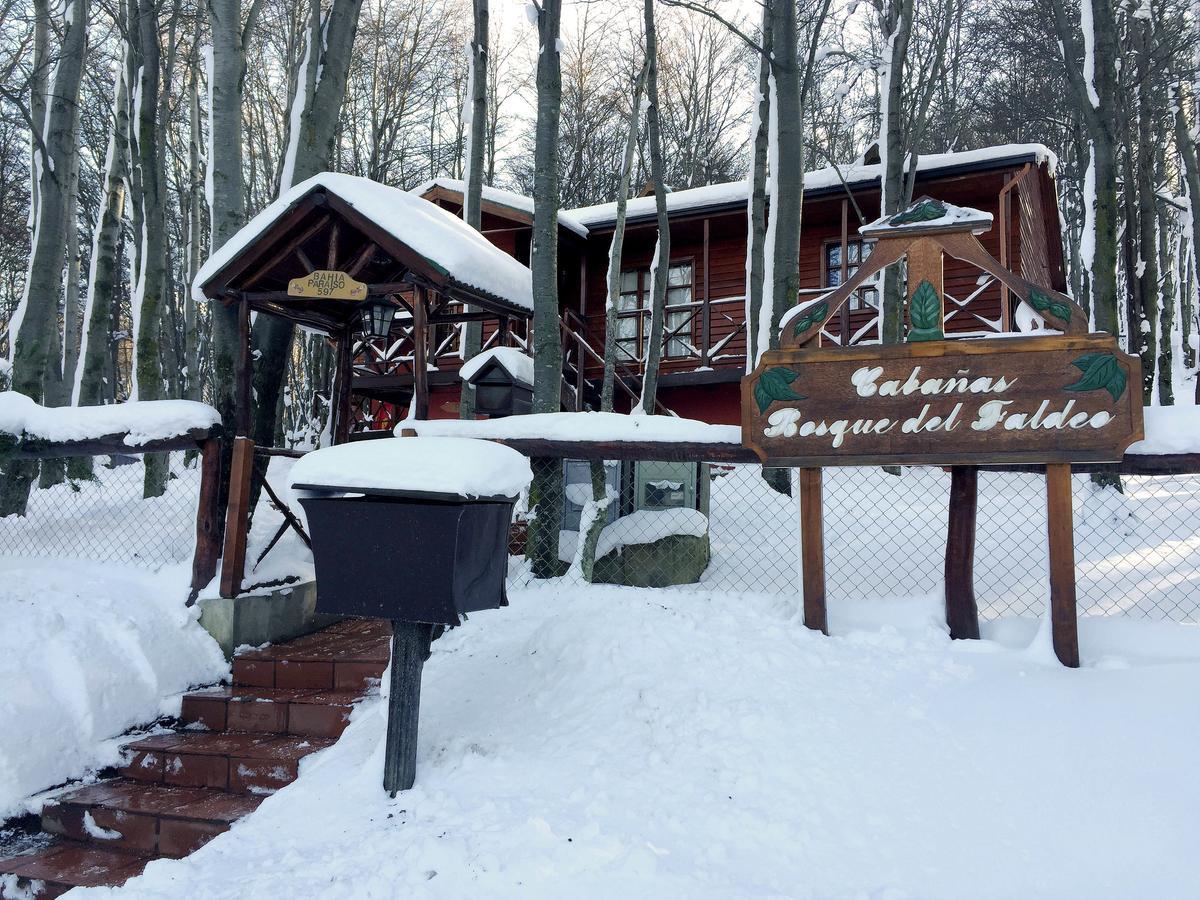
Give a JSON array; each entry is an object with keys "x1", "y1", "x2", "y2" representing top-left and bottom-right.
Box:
[{"x1": 383, "y1": 619, "x2": 434, "y2": 796}]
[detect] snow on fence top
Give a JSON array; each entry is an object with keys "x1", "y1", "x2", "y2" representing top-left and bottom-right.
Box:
[
  {"x1": 1127, "y1": 406, "x2": 1200, "y2": 455},
  {"x1": 0, "y1": 392, "x2": 220, "y2": 446},
  {"x1": 289, "y1": 436, "x2": 533, "y2": 499},
  {"x1": 193, "y1": 173, "x2": 534, "y2": 312},
  {"x1": 567, "y1": 143, "x2": 1057, "y2": 227},
  {"x1": 404, "y1": 411, "x2": 742, "y2": 444},
  {"x1": 459, "y1": 347, "x2": 535, "y2": 386},
  {"x1": 414, "y1": 178, "x2": 590, "y2": 239}
]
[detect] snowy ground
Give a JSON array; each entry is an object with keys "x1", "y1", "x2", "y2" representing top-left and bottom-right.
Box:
[
  {"x1": 76, "y1": 582, "x2": 1200, "y2": 900},
  {"x1": 0, "y1": 560, "x2": 227, "y2": 821}
]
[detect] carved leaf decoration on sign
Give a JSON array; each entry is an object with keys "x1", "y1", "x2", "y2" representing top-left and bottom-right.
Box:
[
  {"x1": 792, "y1": 301, "x2": 829, "y2": 338},
  {"x1": 907, "y1": 279, "x2": 944, "y2": 342},
  {"x1": 754, "y1": 367, "x2": 806, "y2": 413},
  {"x1": 1064, "y1": 352, "x2": 1127, "y2": 402},
  {"x1": 1028, "y1": 288, "x2": 1072, "y2": 326},
  {"x1": 888, "y1": 198, "x2": 947, "y2": 226}
]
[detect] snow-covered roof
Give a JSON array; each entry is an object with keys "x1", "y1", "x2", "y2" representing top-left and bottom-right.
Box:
[
  {"x1": 415, "y1": 178, "x2": 590, "y2": 239},
  {"x1": 567, "y1": 143, "x2": 1058, "y2": 228},
  {"x1": 288, "y1": 436, "x2": 533, "y2": 499},
  {"x1": 403, "y1": 411, "x2": 741, "y2": 444},
  {"x1": 193, "y1": 173, "x2": 534, "y2": 313},
  {"x1": 859, "y1": 198, "x2": 993, "y2": 236},
  {"x1": 460, "y1": 347, "x2": 535, "y2": 387},
  {"x1": 0, "y1": 392, "x2": 220, "y2": 445}
]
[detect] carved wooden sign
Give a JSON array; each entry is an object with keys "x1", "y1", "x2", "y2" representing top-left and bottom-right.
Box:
[
  {"x1": 287, "y1": 269, "x2": 368, "y2": 301},
  {"x1": 742, "y1": 335, "x2": 1143, "y2": 467}
]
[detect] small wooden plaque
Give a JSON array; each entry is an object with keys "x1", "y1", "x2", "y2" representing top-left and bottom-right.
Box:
[
  {"x1": 287, "y1": 269, "x2": 368, "y2": 301},
  {"x1": 742, "y1": 334, "x2": 1143, "y2": 467}
]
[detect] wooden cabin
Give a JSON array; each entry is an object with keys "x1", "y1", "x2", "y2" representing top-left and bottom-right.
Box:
[{"x1": 359, "y1": 143, "x2": 1064, "y2": 428}]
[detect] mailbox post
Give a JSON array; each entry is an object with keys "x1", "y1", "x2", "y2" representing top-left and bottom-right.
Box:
[{"x1": 290, "y1": 437, "x2": 533, "y2": 795}]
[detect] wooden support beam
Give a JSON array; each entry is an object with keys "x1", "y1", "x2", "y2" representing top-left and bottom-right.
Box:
[
  {"x1": 944, "y1": 465, "x2": 980, "y2": 639},
  {"x1": 189, "y1": 437, "x2": 223, "y2": 603},
  {"x1": 327, "y1": 222, "x2": 340, "y2": 269},
  {"x1": 413, "y1": 286, "x2": 430, "y2": 419},
  {"x1": 219, "y1": 437, "x2": 255, "y2": 598},
  {"x1": 701, "y1": 217, "x2": 711, "y2": 365},
  {"x1": 1046, "y1": 463, "x2": 1080, "y2": 667},
  {"x1": 236, "y1": 297, "x2": 252, "y2": 437},
  {"x1": 241, "y1": 213, "x2": 332, "y2": 288},
  {"x1": 798, "y1": 467, "x2": 828, "y2": 634},
  {"x1": 347, "y1": 241, "x2": 378, "y2": 277},
  {"x1": 333, "y1": 330, "x2": 354, "y2": 444}
]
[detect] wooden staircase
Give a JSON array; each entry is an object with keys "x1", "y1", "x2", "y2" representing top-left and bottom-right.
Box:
[{"x1": 0, "y1": 618, "x2": 391, "y2": 898}]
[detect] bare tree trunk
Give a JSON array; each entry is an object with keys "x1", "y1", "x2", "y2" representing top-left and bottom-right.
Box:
[
  {"x1": 765, "y1": 0, "x2": 803, "y2": 348},
  {"x1": 131, "y1": 0, "x2": 170, "y2": 498},
  {"x1": 1173, "y1": 80, "x2": 1200, "y2": 393},
  {"x1": 528, "y1": 0, "x2": 564, "y2": 579},
  {"x1": 745, "y1": 3, "x2": 770, "y2": 370},
  {"x1": 459, "y1": 0, "x2": 488, "y2": 419},
  {"x1": 252, "y1": 0, "x2": 363, "y2": 450},
  {"x1": 601, "y1": 63, "x2": 646, "y2": 411},
  {"x1": 185, "y1": 34, "x2": 202, "y2": 404},
  {"x1": 1, "y1": 0, "x2": 89, "y2": 516},
  {"x1": 638, "y1": 0, "x2": 670, "y2": 414},
  {"x1": 876, "y1": 0, "x2": 913, "y2": 345}
]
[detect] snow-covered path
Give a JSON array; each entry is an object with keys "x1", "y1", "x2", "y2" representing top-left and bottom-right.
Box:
[{"x1": 78, "y1": 584, "x2": 1200, "y2": 899}]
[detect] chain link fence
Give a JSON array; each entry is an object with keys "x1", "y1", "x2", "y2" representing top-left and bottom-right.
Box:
[
  {"x1": 0, "y1": 451, "x2": 203, "y2": 567},
  {"x1": 511, "y1": 455, "x2": 1200, "y2": 623}
]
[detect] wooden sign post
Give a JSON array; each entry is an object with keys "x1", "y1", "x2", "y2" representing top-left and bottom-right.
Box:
[{"x1": 743, "y1": 198, "x2": 1143, "y2": 666}]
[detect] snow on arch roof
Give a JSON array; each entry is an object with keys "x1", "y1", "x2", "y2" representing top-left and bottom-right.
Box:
[
  {"x1": 414, "y1": 177, "x2": 590, "y2": 239},
  {"x1": 566, "y1": 143, "x2": 1058, "y2": 228},
  {"x1": 192, "y1": 173, "x2": 534, "y2": 313}
]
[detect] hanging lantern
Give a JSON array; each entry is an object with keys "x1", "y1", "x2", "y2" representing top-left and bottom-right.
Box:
[{"x1": 360, "y1": 297, "x2": 397, "y2": 339}]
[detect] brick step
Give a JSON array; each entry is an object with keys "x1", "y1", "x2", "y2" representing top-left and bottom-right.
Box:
[
  {"x1": 0, "y1": 841, "x2": 149, "y2": 898},
  {"x1": 231, "y1": 619, "x2": 390, "y2": 691},
  {"x1": 121, "y1": 732, "x2": 334, "y2": 795},
  {"x1": 40, "y1": 779, "x2": 262, "y2": 860},
  {"x1": 181, "y1": 686, "x2": 362, "y2": 739},
  {"x1": 0, "y1": 619, "x2": 392, "y2": 897}
]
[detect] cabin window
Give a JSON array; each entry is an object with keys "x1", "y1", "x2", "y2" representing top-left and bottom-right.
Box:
[
  {"x1": 825, "y1": 240, "x2": 878, "y2": 311},
  {"x1": 617, "y1": 262, "x2": 694, "y2": 360}
]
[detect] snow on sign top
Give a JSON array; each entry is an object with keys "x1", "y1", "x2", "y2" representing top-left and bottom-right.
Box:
[
  {"x1": 414, "y1": 178, "x2": 590, "y2": 239},
  {"x1": 192, "y1": 173, "x2": 534, "y2": 312},
  {"x1": 859, "y1": 198, "x2": 993, "y2": 236},
  {"x1": 0, "y1": 392, "x2": 220, "y2": 445},
  {"x1": 459, "y1": 347, "x2": 535, "y2": 386},
  {"x1": 288, "y1": 436, "x2": 533, "y2": 499}
]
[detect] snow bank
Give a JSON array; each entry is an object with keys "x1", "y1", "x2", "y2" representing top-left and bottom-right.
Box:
[
  {"x1": 0, "y1": 393, "x2": 219, "y2": 445},
  {"x1": 1127, "y1": 405, "x2": 1200, "y2": 455},
  {"x1": 79, "y1": 583, "x2": 1200, "y2": 899},
  {"x1": 459, "y1": 347, "x2": 535, "y2": 386},
  {"x1": 568, "y1": 143, "x2": 1057, "y2": 227},
  {"x1": 288, "y1": 436, "x2": 533, "y2": 499},
  {"x1": 414, "y1": 178, "x2": 590, "y2": 238},
  {"x1": 0, "y1": 560, "x2": 227, "y2": 821},
  {"x1": 406, "y1": 411, "x2": 741, "y2": 444},
  {"x1": 193, "y1": 173, "x2": 533, "y2": 312}
]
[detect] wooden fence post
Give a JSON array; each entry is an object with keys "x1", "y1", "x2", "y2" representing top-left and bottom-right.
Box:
[
  {"x1": 219, "y1": 437, "x2": 255, "y2": 599},
  {"x1": 798, "y1": 467, "x2": 828, "y2": 634},
  {"x1": 383, "y1": 620, "x2": 433, "y2": 796},
  {"x1": 944, "y1": 465, "x2": 980, "y2": 639},
  {"x1": 189, "y1": 437, "x2": 223, "y2": 603},
  {"x1": 1046, "y1": 463, "x2": 1080, "y2": 667}
]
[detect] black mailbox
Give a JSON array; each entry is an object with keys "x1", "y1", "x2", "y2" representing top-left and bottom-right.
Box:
[
  {"x1": 296, "y1": 489, "x2": 516, "y2": 625},
  {"x1": 464, "y1": 356, "x2": 533, "y2": 418},
  {"x1": 289, "y1": 435, "x2": 531, "y2": 797}
]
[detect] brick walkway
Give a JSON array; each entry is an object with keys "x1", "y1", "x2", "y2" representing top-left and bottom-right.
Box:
[{"x1": 0, "y1": 618, "x2": 391, "y2": 898}]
